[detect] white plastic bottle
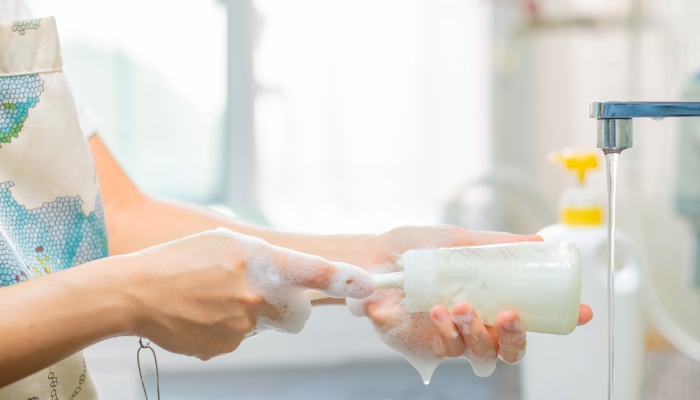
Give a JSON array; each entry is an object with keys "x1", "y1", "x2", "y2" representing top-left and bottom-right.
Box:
[
  {"x1": 399, "y1": 241, "x2": 582, "y2": 335},
  {"x1": 520, "y1": 149, "x2": 645, "y2": 400}
]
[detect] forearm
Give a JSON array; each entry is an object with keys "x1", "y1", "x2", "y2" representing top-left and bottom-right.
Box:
[
  {"x1": 90, "y1": 134, "x2": 376, "y2": 265},
  {"x1": 105, "y1": 192, "x2": 375, "y2": 265},
  {"x1": 0, "y1": 256, "x2": 134, "y2": 387},
  {"x1": 104, "y1": 195, "x2": 372, "y2": 307}
]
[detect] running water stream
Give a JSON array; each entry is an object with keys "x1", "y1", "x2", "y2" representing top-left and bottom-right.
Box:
[{"x1": 605, "y1": 152, "x2": 619, "y2": 400}]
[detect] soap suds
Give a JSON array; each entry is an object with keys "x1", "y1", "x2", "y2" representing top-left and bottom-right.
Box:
[
  {"x1": 464, "y1": 348, "x2": 498, "y2": 377},
  {"x1": 451, "y1": 309, "x2": 474, "y2": 335},
  {"x1": 452, "y1": 307, "x2": 498, "y2": 377},
  {"x1": 349, "y1": 242, "x2": 571, "y2": 381},
  {"x1": 215, "y1": 228, "x2": 375, "y2": 335},
  {"x1": 348, "y1": 262, "x2": 499, "y2": 383},
  {"x1": 498, "y1": 319, "x2": 526, "y2": 364},
  {"x1": 348, "y1": 261, "x2": 445, "y2": 382},
  {"x1": 501, "y1": 318, "x2": 523, "y2": 333}
]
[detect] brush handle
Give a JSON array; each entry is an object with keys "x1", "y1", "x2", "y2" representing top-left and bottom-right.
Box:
[
  {"x1": 304, "y1": 271, "x2": 405, "y2": 300},
  {"x1": 373, "y1": 271, "x2": 405, "y2": 289}
]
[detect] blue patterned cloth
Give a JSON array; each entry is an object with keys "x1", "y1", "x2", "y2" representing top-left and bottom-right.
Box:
[{"x1": 0, "y1": 181, "x2": 108, "y2": 287}]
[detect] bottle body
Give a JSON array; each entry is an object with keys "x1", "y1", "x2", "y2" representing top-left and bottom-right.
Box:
[
  {"x1": 521, "y1": 224, "x2": 645, "y2": 400},
  {"x1": 400, "y1": 240, "x2": 582, "y2": 335}
]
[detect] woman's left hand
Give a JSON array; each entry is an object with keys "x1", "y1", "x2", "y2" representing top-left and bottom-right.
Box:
[{"x1": 348, "y1": 225, "x2": 593, "y2": 374}]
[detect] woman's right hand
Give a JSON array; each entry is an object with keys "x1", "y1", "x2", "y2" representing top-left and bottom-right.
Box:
[{"x1": 118, "y1": 228, "x2": 375, "y2": 360}]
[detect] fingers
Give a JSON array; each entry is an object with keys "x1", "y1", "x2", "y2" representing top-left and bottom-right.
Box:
[
  {"x1": 363, "y1": 290, "x2": 403, "y2": 328},
  {"x1": 485, "y1": 325, "x2": 499, "y2": 350},
  {"x1": 451, "y1": 302, "x2": 498, "y2": 377},
  {"x1": 249, "y1": 297, "x2": 280, "y2": 322},
  {"x1": 430, "y1": 305, "x2": 465, "y2": 357},
  {"x1": 428, "y1": 226, "x2": 542, "y2": 248},
  {"x1": 464, "y1": 231, "x2": 543, "y2": 246},
  {"x1": 382, "y1": 226, "x2": 542, "y2": 254},
  {"x1": 215, "y1": 229, "x2": 375, "y2": 299},
  {"x1": 254, "y1": 290, "x2": 312, "y2": 334},
  {"x1": 578, "y1": 303, "x2": 593, "y2": 325},
  {"x1": 365, "y1": 300, "x2": 394, "y2": 327},
  {"x1": 495, "y1": 310, "x2": 526, "y2": 364},
  {"x1": 278, "y1": 250, "x2": 375, "y2": 299},
  {"x1": 451, "y1": 303, "x2": 496, "y2": 357},
  {"x1": 325, "y1": 261, "x2": 376, "y2": 299}
]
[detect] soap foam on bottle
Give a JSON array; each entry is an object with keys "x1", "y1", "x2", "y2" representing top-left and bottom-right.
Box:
[
  {"x1": 215, "y1": 228, "x2": 375, "y2": 335},
  {"x1": 400, "y1": 241, "x2": 581, "y2": 335}
]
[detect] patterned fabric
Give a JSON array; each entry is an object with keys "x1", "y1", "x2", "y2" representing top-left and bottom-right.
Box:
[
  {"x1": 0, "y1": 73, "x2": 43, "y2": 145},
  {"x1": 0, "y1": 16, "x2": 104, "y2": 400}
]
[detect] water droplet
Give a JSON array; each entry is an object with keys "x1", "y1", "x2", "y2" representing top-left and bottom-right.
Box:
[
  {"x1": 423, "y1": 379, "x2": 430, "y2": 385},
  {"x1": 651, "y1": 117, "x2": 666, "y2": 121}
]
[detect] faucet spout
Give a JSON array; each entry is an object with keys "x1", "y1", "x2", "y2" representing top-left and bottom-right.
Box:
[
  {"x1": 590, "y1": 101, "x2": 700, "y2": 119},
  {"x1": 595, "y1": 118, "x2": 632, "y2": 154},
  {"x1": 589, "y1": 101, "x2": 700, "y2": 153}
]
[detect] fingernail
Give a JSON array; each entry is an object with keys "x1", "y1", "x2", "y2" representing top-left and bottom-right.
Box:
[
  {"x1": 503, "y1": 318, "x2": 522, "y2": 332},
  {"x1": 434, "y1": 308, "x2": 449, "y2": 322}
]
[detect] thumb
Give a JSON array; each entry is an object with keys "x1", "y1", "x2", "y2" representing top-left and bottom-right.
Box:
[{"x1": 279, "y1": 251, "x2": 375, "y2": 299}]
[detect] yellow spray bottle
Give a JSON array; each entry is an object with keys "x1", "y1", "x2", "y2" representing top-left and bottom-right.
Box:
[{"x1": 549, "y1": 148, "x2": 602, "y2": 226}]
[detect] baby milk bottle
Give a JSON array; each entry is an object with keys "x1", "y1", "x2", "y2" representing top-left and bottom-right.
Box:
[{"x1": 399, "y1": 240, "x2": 582, "y2": 335}]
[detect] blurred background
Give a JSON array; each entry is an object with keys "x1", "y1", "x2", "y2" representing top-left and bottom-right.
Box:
[{"x1": 22, "y1": 0, "x2": 700, "y2": 398}]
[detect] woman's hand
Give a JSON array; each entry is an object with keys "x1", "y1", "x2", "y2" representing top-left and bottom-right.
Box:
[
  {"x1": 348, "y1": 225, "x2": 593, "y2": 376},
  {"x1": 122, "y1": 228, "x2": 375, "y2": 360}
]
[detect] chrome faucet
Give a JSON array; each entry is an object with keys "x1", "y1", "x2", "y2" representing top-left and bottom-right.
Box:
[
  {"x1": 589, "y1": 101, "x2": 700, "y2": 153},
  {"x1": 590, "y1": 101, "x2": 700, "y2": 287}
]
